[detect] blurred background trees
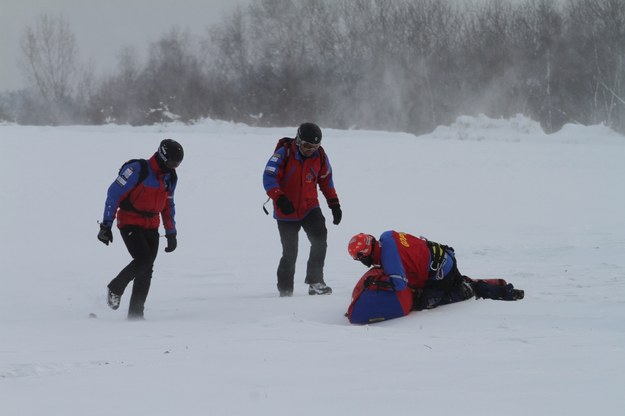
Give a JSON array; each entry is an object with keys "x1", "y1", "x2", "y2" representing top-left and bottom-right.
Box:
[
  {"x1": 17, "y1": 13, "x2": 80, "y2": 124},
  {"x1": 2, "y1": 0, "x2": 624, "y2": 134}
]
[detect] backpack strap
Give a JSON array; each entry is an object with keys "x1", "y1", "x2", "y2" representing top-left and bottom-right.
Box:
[
  {"x1": 137, "y1": 159, "x2": 148, "y2": 183},
  {"x1": 276, "y1": 137, "x2": 293, "y2": 160},
  {"x1": 317, "y1": 146, "x2": 328, "y2": 177}
]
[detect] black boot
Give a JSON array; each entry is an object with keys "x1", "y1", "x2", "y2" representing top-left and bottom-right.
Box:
[{"x1": 473, "y1": 280, "x2": 524, "y2": 301}]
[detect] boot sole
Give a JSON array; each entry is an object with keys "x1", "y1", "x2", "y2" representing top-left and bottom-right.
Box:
[{"x1": 308, "y1": 290, "x2": 333, "y2": 295}]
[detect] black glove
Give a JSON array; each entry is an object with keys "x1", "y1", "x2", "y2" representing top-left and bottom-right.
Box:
[
  {"x1": 165, "y1": 234, "x2": 177, "y2": 253},
  {"x1": 276, "y1": 195, "x2": 295, "y2": 215},
  {"x1": 330, "y1": 204, "x2": 342, "y2": 225},
  {"x1": 97, "y1": 224, "x2": 113, "y2": 245}
]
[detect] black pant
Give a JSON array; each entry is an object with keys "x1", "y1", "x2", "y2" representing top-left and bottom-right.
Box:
[
  {"x1": 108, "y1": 226, "x2": 159, "y2": 317},
  {"x1": 276, "y1": 207, "x2": 327, "y2": 292},
  {"x1": 413, "y1": 256, "x2": 474, "y2": 310}
]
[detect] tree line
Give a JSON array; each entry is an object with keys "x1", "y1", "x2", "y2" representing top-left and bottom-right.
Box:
[{"x1": 1, "y1": 0, "x2": 623, "y2": 135}]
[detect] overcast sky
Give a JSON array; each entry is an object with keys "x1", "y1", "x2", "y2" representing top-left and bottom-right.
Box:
[{"x1": 0, "y1": 0, "x2": 248, "y2": 92}]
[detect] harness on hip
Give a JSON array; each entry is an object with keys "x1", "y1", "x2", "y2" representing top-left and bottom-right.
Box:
[{"x1": 426, "y1": 240, "x2": 453, "y2": 280}]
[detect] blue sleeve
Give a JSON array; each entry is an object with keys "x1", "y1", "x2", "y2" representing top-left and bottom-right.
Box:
[
  {"x1": 379, "y1": 231, "x2": 408, "y2": 290},
  {"x1": 102, "y1": 161, "x2": 142, "y2": 226},
  {"x1": 263, "y1": 147, "x2": 287, "y2": 192},
  {"x1": 162, "y1": 173, "x2": 177, "y2": 234}
]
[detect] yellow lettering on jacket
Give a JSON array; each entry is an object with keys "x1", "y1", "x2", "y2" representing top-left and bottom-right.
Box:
[{"x1": 398, "y1": 232, "x2": 410, "y2": 248}]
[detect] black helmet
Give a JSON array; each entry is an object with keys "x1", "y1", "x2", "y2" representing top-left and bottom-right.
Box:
[
  {"x1": 296, "y1": 122, "x2": 322, "y2": 145},
  {"x1": 157, "y1": 139, "x2": 184, "y2": 169}
]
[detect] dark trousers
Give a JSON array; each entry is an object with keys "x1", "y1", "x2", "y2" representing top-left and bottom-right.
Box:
[
  {"x1": 413, "y1": 278, "x2": 475, "y2": 310},
  {"x1": 413, "y1": 254, "x2": 474, "y2": 310},
  {"x1": 276, "y1": 207, "x2": 328, "y2": 292},
  {"x1": 108, "y1": 225, "x2": 159, "y2": 317}
]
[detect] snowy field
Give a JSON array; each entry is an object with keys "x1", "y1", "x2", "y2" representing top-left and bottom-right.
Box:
[{"x1": 1, "y1": 115, "x2": 624, "y2": 415}]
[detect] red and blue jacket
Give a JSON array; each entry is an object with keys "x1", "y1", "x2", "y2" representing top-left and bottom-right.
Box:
[
  {"x1": 102, "y1": 155, "x2": 177, "y2": 234},
  {"x1": 379, "y1": 231, "x2": 453, "y2": 290},
  {"x1": 263, "y1": 140, "x2": 338, "y2": 221}
]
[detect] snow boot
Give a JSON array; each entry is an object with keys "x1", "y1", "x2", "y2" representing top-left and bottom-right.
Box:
[
  {"x1": 471, "y1": 279, "x2": 524, "y2": 301},
  {"x1": 507, "y1": 286, "x2": 525, "y2": 300},
  {"x1": 309, "y1": 282, "x2": 332, "y2": 295},
  {"x1": 107, "y1": 288, "x2": 121, "y2": 310},
  {"x1": 277, "y1": 282, "x2": 294, "y2": 297}
]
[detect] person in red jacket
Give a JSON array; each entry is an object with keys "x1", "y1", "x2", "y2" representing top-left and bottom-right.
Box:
[
  {"x1": 348, "y1": 231, "x2": 524, "y2": 310},
  {"x1": 263, "y1": 123, "x2": 342, "y2": 297},
  {"x1": 97, "y1": 139, "x2": 183, "y2": 319}
]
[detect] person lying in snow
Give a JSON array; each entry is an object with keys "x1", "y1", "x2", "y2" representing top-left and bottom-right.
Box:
[{"x1": 346, "y1": 231, "x2": 524, "y2": 324}]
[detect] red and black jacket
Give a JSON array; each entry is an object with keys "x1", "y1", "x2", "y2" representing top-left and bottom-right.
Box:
[
  {"x1": 263, "y1": 139, "x2": 339, "y2": 221},
  {"x1": 102, "y1": 154, "x2": 177, "y2": 234}
]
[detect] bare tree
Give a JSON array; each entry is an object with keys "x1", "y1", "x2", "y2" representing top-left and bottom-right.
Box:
[
  {"x1": 140, "y1": 28, "x2": 209, "y2": 123},
  {"x1": 19, "y1": 13, "x2": 79, "y2": 102},
  {"x1": 566, "y1": 0, "x2": 625, "y2": 130},
  {"x1": 88, "y1": 46, "x2": 144, "y2": 124}
]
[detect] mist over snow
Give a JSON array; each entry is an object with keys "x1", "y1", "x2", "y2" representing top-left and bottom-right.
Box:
[{"x1": 1, "y1": 115, "x2": 624, "y2": 415}]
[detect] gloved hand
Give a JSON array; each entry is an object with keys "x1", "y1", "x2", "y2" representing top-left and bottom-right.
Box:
[
  {"x1": 165, "y1": 234, "x2": 177, "y2": 253},
  {"x1": 97, "y1": 224, "x2": 113, "y2": 245},
  {"x1": 330, "y1": 204, "x2": 342, "y2": 225},
  {"x1": 276, "y1": 195, "x2": 295, "y2": 215}
]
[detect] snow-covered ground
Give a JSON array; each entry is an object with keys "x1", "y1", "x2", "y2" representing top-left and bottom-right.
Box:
[{"x1": 1, "y1": 115, "x2": 624, "y2": 415}]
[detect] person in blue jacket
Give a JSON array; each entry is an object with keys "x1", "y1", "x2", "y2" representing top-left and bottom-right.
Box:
[
  {"x1": 348, "y1": 232, "x2": 524, "y2": 310},
  {"x1": 97, "y1": 139, "x2": 183, "y2": 319},
  {"x1": 263, "y1": 122, "x2": 342, "y2": 297}
]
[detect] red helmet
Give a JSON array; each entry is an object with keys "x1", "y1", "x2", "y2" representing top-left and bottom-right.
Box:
[{"x1": 348, "y1": 233, "x2": 375, "y2": 260}]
